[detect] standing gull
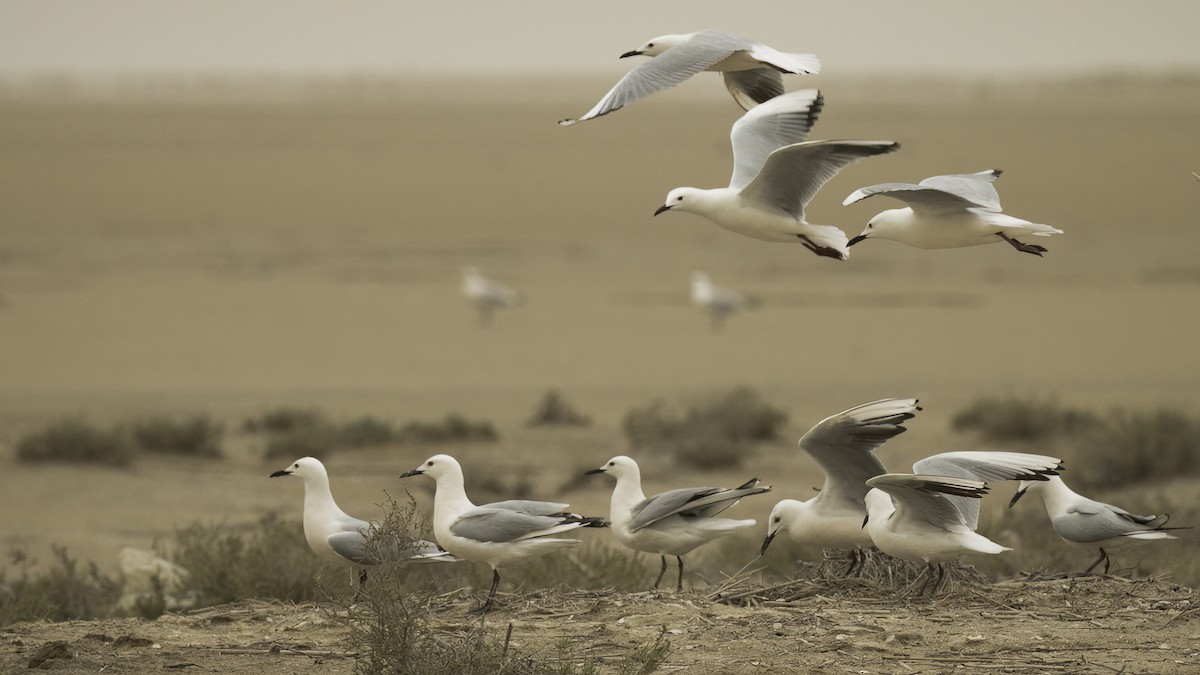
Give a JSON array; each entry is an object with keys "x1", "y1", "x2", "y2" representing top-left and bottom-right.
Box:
[
  {"x1": 270, "y1": 457, "x2": 455, "y2": 596},
  {"x1": 1008, "y1": 475, "x2": 1184, "y2": 575},
  {"x1": 400, "y1": 454, "x2": 605, "y2": 611},
  {"x1": 653, "y1": 89, "x2": 899, "y2": 259},
  {"x1": 844, "y1": 169, "x2": 1063, "y2": 256},
  {"x1": 690, "y1": 271, "x2": 755, "y2": 332},
  {"x1": 587, "y1": 455, "x2": 770, "y2": 591},
  {"x1": 559, "y1": 29, "x2": 820, "y2": 126},
  {"x1": 461, "y1": 266, "x2": 521, "y2": 326}
]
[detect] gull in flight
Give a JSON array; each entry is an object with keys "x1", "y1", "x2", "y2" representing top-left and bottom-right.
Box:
[
  {"x1": 461, "y1": 266, "x2": 521, "y2": 327},
  {"x1": 653, "y1": 89, "x2": 899, "y2": 260},
  {"x1": 401, "y1": 454, "x2": 605, "y2": 611},
  {"x1": 559, "y1": 29, "x2": 820, "y2": 126},
  {"x1": 1008, "y1": 475, "x2": 1185, "y2": 575},
  {"x1": 690, "y1": 271, "x2": 756, "y2": 332},
  {"x1": 587, "y1": 455, "x2": 770, "y2": 591},
  {"x1": 844, "y1": 169, "x2": 1063, "y2": 256},
  {"x1": 270, "y1": 457, "x2": 456, "y2": 596},
  {"x1": 761, "y1": 399, "x2": 1062, "y2": 579}
]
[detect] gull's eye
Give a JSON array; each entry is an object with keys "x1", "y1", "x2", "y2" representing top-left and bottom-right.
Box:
[
  {"x1": 676, "y1": 196, "x2": 684, "y2": 201},
  {"x1": 293, "y1": 463, "x2": 299, "y2": 469},
  {"x1": 773, "y1": 516, "x2": 781, "y2": 523},
  {"x1": 647, "y1": 43, "x2": 655, "y2": 48},
  {"x1": 426, "y1": 460, "x2": 434, "y2": 466}
]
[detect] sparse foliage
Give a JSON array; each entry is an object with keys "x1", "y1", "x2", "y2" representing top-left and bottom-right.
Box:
[
  {"x1": 526, "y1": 390, "x2": 591, "y2": 428},
  {"x1": 15, "y1": 419, "x2": 137, "y2": 467}
]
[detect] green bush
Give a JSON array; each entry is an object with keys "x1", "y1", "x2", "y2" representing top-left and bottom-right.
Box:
[
  {"x1": 526, "y1": 390, "x2": 591, "y2": 428},
  {"x1": 14, "y1": 419, "x2": 138, "y2": 467},
  {"x1": 129, "y1": 415, "x2": 224, "y2": 458},
  {"x1": 622, "y1": 388, "x2": 786, "y2": 469},
  {"x1": 951, "y1": 396, "x2": 1098, "y2": 442}
]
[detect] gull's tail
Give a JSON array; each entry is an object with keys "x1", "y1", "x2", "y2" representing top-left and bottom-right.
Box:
[{"x1": 798, "y1": 224, "x2": 851, "y2": 260}]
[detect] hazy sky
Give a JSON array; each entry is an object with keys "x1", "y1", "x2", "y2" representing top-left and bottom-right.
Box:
[{"x1": 2, "y1": 1, "x2": 1200, "y2": 77}]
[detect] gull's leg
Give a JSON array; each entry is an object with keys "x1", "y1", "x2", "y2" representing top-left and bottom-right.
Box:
[
  {"x1": 653, "y1": 555, "x2": 668, "y2": 589},
  {"x1": 1102, "y1": 549, "x2": 1112, "y2": 576},
  {"x1": 676, "y1": 556, "x2": 685, "y2": 592},
  {"x1": 996, "y1": 232, "x2": 1048, "y2": 256},
  {"x1": 843, "y1": 549, "x2": 859, "y2": 577},
  {"x1": 933, "y1": 563, "x2": 946, "y2": 593},
  {"x1": 354, "y1": 569, "x2": 368, "y2": 601},
  {"x1": 1084, "y1": 547, "x2": 1108, "y2": 571},
  {"x1": 479, "y1": 569, "x2": 501, "y2": 613}
]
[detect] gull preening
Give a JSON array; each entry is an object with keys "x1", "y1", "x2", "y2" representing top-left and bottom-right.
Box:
[
  {"x1": 844, "y1": 169, "x2": 1064, "y2": 256},
  {"x1": 862, "y1": 451, "x2": 1063, "y2": 593},
  {"x1": 1009, "y1": 475, "x2": 1184, "y2": 575},
  {"x1": 587, "y1": 455, "x2": 770, "y2": 591},
  {"x1": 401, "y1": 454, "x2": 605, "y2": 611},
  {"x1": 653, "y1": 89, "x2": 899, "y2": 259},
  {"x1": 690, "y1": 271, "x2": 756, "y2": 332},
  {"x1": 461, "y1": 266, "x2": 521, "y2": 326},
  {"x1": 270, "y1": 457, "x2": 455, "y2": 595},
  {"x1": 559, "y1": 29, "x2": 820, "y2": 126}
]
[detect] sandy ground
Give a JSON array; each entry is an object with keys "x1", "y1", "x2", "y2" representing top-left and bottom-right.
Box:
[{"x1": 2, "y1": 576, "x2": 1197, "y2": 673}]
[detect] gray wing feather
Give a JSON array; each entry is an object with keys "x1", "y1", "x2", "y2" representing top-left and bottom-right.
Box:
[
  {"x1": 799, "y1": 398, "x2": 920, "y2": 512},
  {"x1": 741, "y1": 140, "x2": 900, "y2": 219},
  {"x1": 843, "y1": 170, "x2": 1002, "y2": 214},
  {"x1": 722, "y1": 69, "x2": 785, "y2": 111},
  {"x1": 728, "y1": 89, "x2": 823, "y2": 191},
  {"x1": 628, "y1": 481, "x2": 770, "y2": 531},
  {"x1": 561, "y1": 32, "x2": 743, "y2": 125},
  {"x1": 913, "y1": 451, "x2": 1062, "y2": 529},
  {"x1": 867, "y1": 474, "x2": 987, "y2": 531},
  {"x1": 450, "y1": 507, "x2": 566, "y2": 543},
  {"x1": 481, "y1": 500, "x2": 571, "y2": 517},
  {"x1": 327, "y1": 532, "x2": 455, "y2": 565},
  {"x1": 1053, "y1": 499, "x2": 1169, "y2": 542}
]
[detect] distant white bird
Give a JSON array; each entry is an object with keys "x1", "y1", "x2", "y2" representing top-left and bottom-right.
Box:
[
  {"x1": 690, "y1": 271, "x2": 756, "y2": 331},
  {"x1": 270, "y1": 457, "x2": 455, "y2": 596},
  {"x1": 587, "y1": 455, "x2": 770, "y2": 591},
  {"x1": 761, "y1": 398, "x2": 1063, "y2": 578},
  {"x1": 844, "y1": 169, "x2": 1063, "y2": 256},
  {"x1": 653, "y1": 89, "x2": 899, "y2": 260},
  {"x1": 461, "y1": 266, "x2": 521, "y2": 326},
  {"x1": 559, "y1": 29, "x2": 820, "y2": 126},
  {"x1": 1008, "y1": 475, "x2": 1184, "y2": 575},
  {"x1": 400, "y1": 454, "x2": 605, "y2": 611},
  {"x1": 863, "y1": 474, "x2": 1007, "y2": 593}
]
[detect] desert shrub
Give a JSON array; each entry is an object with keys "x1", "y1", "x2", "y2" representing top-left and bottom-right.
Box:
[
  {"x1": 261, "y1": 425, "x2": 342, "y2": 461},
  {"x1": 526, "y1": 390, "x2": 591, "y2": 428},
  {"x1": 242, "y1": 406, "x2": 326, "y2": 434},
  {"x1": 951, "y1": 397, "x2": 1098, "y2": 442},
  {"x1": 622, "y1": 388, "x2": 786, "y2": 469},
  {"x1": 338, "y1": 415, "x2": 400, "y2": 448},
  {"x1": 0, "y1": 548, "x2": 121, "y2": 627},
  {"x1": 14, "y1": 418, "x2": 137, "y2": 467},
  {"x1": 170, "y1": 512, "x2": 331, "y2": 605},
  {"x1": 1074, "y1": 408, "x2": 1200, "y2": 489},
  {"x1": 129, "y1": 415, "x2": 224, "y2": 458},
  {"x1": 398, "y1": 414, "x2": 498, "y2": 444}
]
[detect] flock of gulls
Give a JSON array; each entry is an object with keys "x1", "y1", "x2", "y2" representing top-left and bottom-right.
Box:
[{"x1": 272, "y1": 30, "x2": 1178, "y2": 612}]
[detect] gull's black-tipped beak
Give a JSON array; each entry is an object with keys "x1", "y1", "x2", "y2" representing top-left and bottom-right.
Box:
[
  {"x1": 584, "y1": 468, "x2": 607, "y2": 476},
  {"x1": 269, "y1": 470, "x2": 290, "y2": 478},
  {"x1": 1008, "y1": 487, "x2": 1028, "y2": 509},
  {"x1": 399, "y1": 468, "x2": 424, "y2": 479},
  {"x1": 847, "y1": 234, "x2": 868, "y2": 247},
  {"x1": 759, "y1": 530, "x2": 778, "y2": 557},
  {"x1": 861, "y1": 514, "x2": 870, "y2": 529},
  {"x1": 654, "y1": 204, "x2": 673, "y2": 217},
  {"x1": 620, "y1": 50, "x2": 643, "y2": 59}
]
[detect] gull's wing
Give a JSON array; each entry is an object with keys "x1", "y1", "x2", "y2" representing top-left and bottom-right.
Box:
[
  {"x1": 450, "y1": 507, "x2": 586, "y2": 543},
  {"x1": 481, "y1": 500, "x2": 572, "y2": 517},
  {"x1": 728, "y1": 89, "x2": 823, "y2": 191},
  {"x1": 741, "y1": 140, "x2": 900, "y2": 219},
  {"x1": 628, "y1": 479, "x2": 770, "y2": 531},
  {"x1": 560, "y1": 31, "x2": 748, "y2": 126},
  {"x1": 913, "y1": 451, "x2": 1062, "y2": 529},
  {"x1": 866, "y1": 474, "x2": 988, "y2": 531},
  {"x1": 843, "y1": 170, "x2": 1003, "y2": 215},
  {"x1": 799, "y1": 398, "x2": 920, "y2": 512},
  {"x1": 1053, "y1": 499, "x2": 1173, "y2": 543},
  {"x1": 722, "y1": 70, "x2": 785, "y2": 111},
  {"x1": 327, "y1": 532, "x2": 457, "y2": 565}
]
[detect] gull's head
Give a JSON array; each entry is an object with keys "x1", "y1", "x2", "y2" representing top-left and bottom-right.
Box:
[
  {"x1": 270, "y1": 456, "x2": 327, "y2": 481},
  {"x1": 1008, "y1": 480, "x2": 1040, "y2": 508},
  {"x1": 863, "y1": 488, "x2": 892, "y2": 525},
  {"x1": 849, "y1": 210, "x2": 907, "y2": 247},
  {"x1": 760, "y1": 499, "x2": 801, "y2": 556},
  {"x1": 400, "y1": 453, "x2": 461, "y2": 481},
  {"x1": 656, "y1": 188, "x2": 704, "y2": 217},
  {"x1": 622, "y1": 34, "x2": 688, "y2": 59},
  {"x1": 585, "y1": 455, "x2": 639, "y2": 480}
]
